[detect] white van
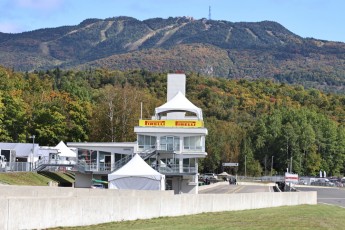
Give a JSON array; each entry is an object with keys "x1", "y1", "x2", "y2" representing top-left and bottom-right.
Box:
[{"x1": 203, "y1": 173, "x2": 218, "y2": 180}]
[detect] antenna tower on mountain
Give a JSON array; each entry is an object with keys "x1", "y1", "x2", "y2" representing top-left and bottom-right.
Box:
[{"x1": 208, "y1": 6, "x2": 211, "y2": 20}]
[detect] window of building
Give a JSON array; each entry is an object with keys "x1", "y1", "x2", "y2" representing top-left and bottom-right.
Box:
[
  {"x1": 160, "y1": 136, "x2": 180, "y2": 151},
  {"x1": 115, "y1": 153, "x2": 126, "y2": 162},
  {"x1": 99, "y1": 151, "x2": 111, "y2": 171},
  {"x1": 138, "y1": 135, "x2": 157, "y2": 150},
  {"x1": 183, "y1": 158, "x2": 189, "y2": 167},
  {"x1": 183, "y1": 158, "x2": 196, "y2": 173},
  {"x1": 183, "y1": 136, "x2": 202, "y2": 151},
  {"x1": 78, "y1": 149, "x2": 97, "y2": 164}
]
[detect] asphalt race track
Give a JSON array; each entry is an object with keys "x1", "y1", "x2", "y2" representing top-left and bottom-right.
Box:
[
  {"x1": 199, "y1": 183, "x2": 345, "y2": 208},
  {"x1": 296, "y1": 186, "x2": 345, "y2": 208},
  {"x1": 199, "y1": 184, "x2": 273, "y2": 194}
]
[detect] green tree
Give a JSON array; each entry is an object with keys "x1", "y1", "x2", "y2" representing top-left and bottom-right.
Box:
[
  {"x1": 305, "y1": 151, "x2": 322, "y2": 176},
  {"x1": 299, "y1": 123, "x2": 316, "y2": 175},
  {"x1": 0, "y1": 92, "x2": 9, "y2": 141},
  {"x1": 90, "y1": 83, "x2": 146, "y2": 142},
  {"x1": 201, "y1": 117, "x2": 223, "y2": 173},
  {"x1": 1, "y1": 93, "x2": 27, "y2": 142},
  {"x1": 65, "y1": 100, "x2": 91, "y2": 142},
  {"x1": 33, "y1": 108, "x2": 66, "y2": 145},
  {"x1": 239, "y1": 138, "x2": 263, "y2": 176}
]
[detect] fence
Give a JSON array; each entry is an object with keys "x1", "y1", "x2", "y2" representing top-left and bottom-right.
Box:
[
  {"x1": 0, "y1": 162, "x2": 31, "y2": 172},
  {"x1": 0, "y1": 159, "x2": 76, "y2": 172}
]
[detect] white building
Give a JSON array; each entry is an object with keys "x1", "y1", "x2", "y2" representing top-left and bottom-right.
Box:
[{"x1": 68, "y1": 73, "x2": 208, "y2": 194}]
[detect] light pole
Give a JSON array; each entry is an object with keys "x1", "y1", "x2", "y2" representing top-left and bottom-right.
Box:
[
  {"x1": 271, "y1": 156, "x2": 274, "y2": 177},
  {"x1": 290, "y1": 156, "x2": 292, "y2": 173},
  {"x1": 245, "y1": 155, "x2": 247, "y2": 178},
  {"x1": 30, "y1": 135, "x2": 35, "y2": 170}
]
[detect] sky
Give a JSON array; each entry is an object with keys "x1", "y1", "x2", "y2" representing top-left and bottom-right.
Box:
[{"x1": 0, "y1": 0, "x2": 344, "y2": 42}]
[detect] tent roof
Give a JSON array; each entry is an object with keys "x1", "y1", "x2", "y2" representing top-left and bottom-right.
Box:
[
  {"x1": 218, "y1": 172, "x2": 230, "y2": 176},
  {"x1": 155, "y1": 91, "x2": 203, "y2": 120},
  {"x1": 55, "y1": 141, "x2": 76, "y2": 157},
  {"x1": 108, "y1": 154, "x2": 163, "y2": 181}
]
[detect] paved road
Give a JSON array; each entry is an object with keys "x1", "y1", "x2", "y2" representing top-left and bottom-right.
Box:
[
  {"x1": 297, "y1": 186, "x2": 345, "y2": 208},
  {"x1": 199, "y1": 184, "x2": 273, "y2": 194},
  {"x1": 199, "y1": 183, "x2": 345, "y2": 209}
]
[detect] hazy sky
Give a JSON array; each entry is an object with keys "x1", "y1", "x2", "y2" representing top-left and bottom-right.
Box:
[{"x1": 0, "y1": 0, "x2": 344, "y2": 42}]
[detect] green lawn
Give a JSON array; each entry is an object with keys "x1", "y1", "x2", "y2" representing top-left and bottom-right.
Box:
[
  {"x1": 0, "y1": 172, "x2": 74, "y2": 186},
  {"x1": 50, "y1": 204, "x2": 345, "y2": 230}
]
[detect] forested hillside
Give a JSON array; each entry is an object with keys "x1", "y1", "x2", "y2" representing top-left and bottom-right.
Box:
[
  {"x1": 1, "y1": 66, "x2": 345, "y2": 177},
  {"x1": 0, "y1": 16, "x2": 344, "y2": 93}
]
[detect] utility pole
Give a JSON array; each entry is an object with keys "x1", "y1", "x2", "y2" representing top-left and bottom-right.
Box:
[
  {"x1": 264, "y1": 155, "x2": 267, "y2": 176},
  {"x1": 245, "y1": 155, "x2": 247, "y2": 177},
  {"x1": 30, "y1": 135, "x2": 35, "y2": 170},
  {"x1": 290, "y1": 157, "x2": 292, "y2": 173},
  {"x1": 271, "y1": 156, "x2": 274, "y2": 176},
  {"x1": 208, "y1": 6, "x2": 211, "y2": 20}
]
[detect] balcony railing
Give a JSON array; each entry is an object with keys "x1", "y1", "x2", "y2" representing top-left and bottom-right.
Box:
[
  {"x1": 76, "y1": 155, "x2": 133, "y2": 173},
  {"x1": 75, "y1": 160, "x2": 197, "y2": 175},
  {"x1": 77, "y1": 161, "x2": 112, "y2": 172},
  {"x1": 156, "y1": 164, "x2": 197, "y2": 174}
]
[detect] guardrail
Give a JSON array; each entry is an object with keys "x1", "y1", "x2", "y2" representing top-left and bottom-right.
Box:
[{"x1": 157, "y1": 164, "x2": 196, "y2": 174}]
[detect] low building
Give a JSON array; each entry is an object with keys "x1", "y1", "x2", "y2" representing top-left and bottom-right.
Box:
[{"x1": 0, "y1": 141, "x2": 77, "y2": 172}]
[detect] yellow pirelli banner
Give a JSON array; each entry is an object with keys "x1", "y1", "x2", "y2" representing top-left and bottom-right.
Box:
[{"x1": 139, "y1": 120, "x2": 204, "y2": 128}]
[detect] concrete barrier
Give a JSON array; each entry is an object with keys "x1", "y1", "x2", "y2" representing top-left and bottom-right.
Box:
[
  {"x1": 0, "y1": 185, "x2": 174, "y2": 198},
  {"x1": 0, "y1": 186, "x2": 317, "y2": 229}
]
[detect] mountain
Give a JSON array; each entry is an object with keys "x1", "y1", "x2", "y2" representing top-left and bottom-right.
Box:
[{"x1": 1, "y1": 16, "x2": 345, "y2": 92}]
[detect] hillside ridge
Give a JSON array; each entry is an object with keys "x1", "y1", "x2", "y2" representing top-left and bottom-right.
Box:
[{"x1": 0, "y1": 16, "x2": 344, "y2": 93}]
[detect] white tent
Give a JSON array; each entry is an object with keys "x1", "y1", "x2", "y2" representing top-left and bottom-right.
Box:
[
  {"x1": 155, "y1": 91, "x2": 203, "y2": 120},
  {"x1": 55, "y1": 141, "x2": 77, "y2": 158},
  {"x1": 108, "y1": 154, "x2": 165, "y2": 190},
  {"x1": 218, "y1": 172, "x2": 230, "y2": 176},
  {"x1": 55, "y1": 141, "x2": 76, "y2": 165}
]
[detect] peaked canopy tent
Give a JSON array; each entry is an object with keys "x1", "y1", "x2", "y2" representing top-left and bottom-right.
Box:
[
  {"x1": 108, "y1": 154, "x2": 165, "y2": 190},
  {"x1": 55, "y1": 141, "x2": 76, "y2": 158},
  {"x1": 155, "y1": 91, "x2": 203, "y2": 120},
  {"x1": 218, "y1": 172, "x2": 230, "y2": 176}
]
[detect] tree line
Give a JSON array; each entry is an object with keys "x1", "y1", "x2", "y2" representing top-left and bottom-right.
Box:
[{"x1": 1, "y1": 66, "x2": 345, "y2": 177}]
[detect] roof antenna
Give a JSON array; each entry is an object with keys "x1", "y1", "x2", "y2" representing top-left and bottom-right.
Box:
[{"x1": 208, "y1": 6, "x2": 211, "y2": 20}]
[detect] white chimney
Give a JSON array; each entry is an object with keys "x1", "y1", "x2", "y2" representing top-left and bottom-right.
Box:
[
  {"x1": 167, "y1": 73, "x2": 186, "y2": 101},
  {"x1": 167, "y1": 73, "x2": 186, "y2": 119}
]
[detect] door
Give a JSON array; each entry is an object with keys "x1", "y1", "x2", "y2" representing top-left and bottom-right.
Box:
[{"x1": 104, "y1": 155, "x2": 111, "y2": 171}]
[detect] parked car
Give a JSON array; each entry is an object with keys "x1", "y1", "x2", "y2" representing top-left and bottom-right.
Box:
[
  {"x1": 311, "y1": 178, "x2": 335, "y2": 187},
  {"x1": 199, "y1": 173, "x2": 218, "y2": 185},
  {"x1": 329, "y1": 178, "x2": 343, "y2": 187},
  {"x1": 203, "y1": 173, "x2": 218, "y2": 180},
  {"x1": 298, "y1": 179, "x2": 307, "y2": 185}
]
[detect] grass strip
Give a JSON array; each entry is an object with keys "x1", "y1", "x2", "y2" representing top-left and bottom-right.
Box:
[{"x1": 50, "y1": 204, "x2": 345, "y2": 230}]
